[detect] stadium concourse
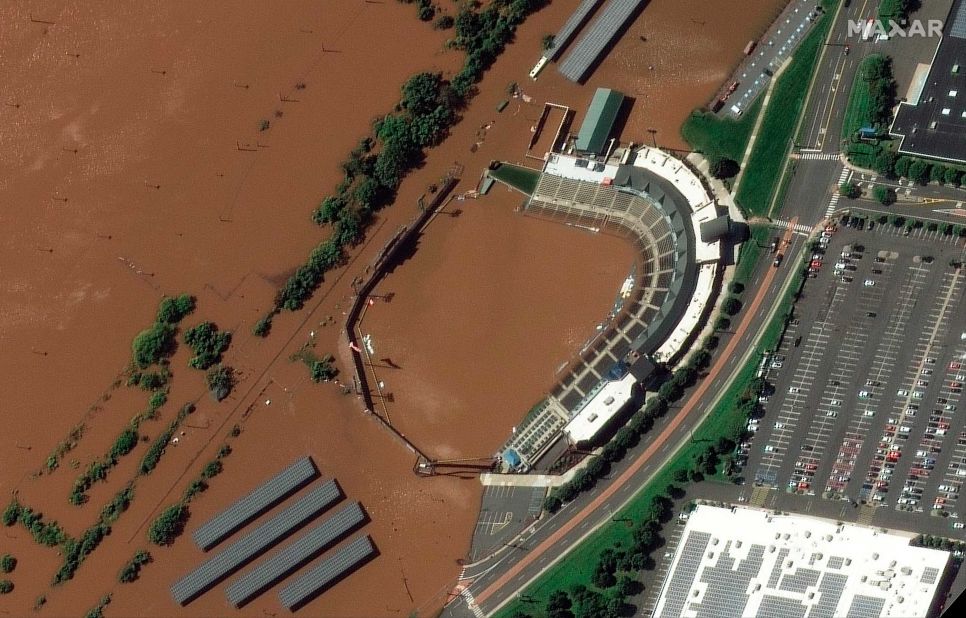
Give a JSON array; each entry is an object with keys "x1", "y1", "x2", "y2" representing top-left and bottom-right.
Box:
[{"x1": 501, "y1": 145, "x2": 744, "y2": 472}]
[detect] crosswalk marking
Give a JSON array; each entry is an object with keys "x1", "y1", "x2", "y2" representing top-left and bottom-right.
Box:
[
  {"x1": 825, "y1": 167, "x2": 852, "y2": 216},
  {"x1": 460, "y1": 588, "x2": 485, "y2": 618},
  {"x1": 773, "y1": 219, "x2": 812, "y2": 234},
  {"x1": 798, "y1": 151, "x2": 840, "y2": 160}
]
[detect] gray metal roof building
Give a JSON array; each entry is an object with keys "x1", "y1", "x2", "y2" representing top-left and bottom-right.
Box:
[
  {"x1": 544, "y1": 0, "x2": 605, "y2": 61},
  {"x1": 192, "y1": 457, "x2": 318, "y2": 551},
  {"x1": 170, "y1": 480, "x2": 342, "y2": 606},
  {"x1": 575, "y1": 88, "x2": 625, "y2": 154},
  {"x1": 890, "y1": 0, "x2": 966, "y2": 164},
  {"x1": 277, "y1": 535, "x2": 376, "y2": 611},
  {"x1": 558, "y1": 0, "x2": 646, "y2": 82},
  {"x1": 225, "y1": 501, "x2": 366, "y2": 608}
]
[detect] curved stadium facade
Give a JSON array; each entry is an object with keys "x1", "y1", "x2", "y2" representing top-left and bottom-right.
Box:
[{"x1": 501, "y1": 146, "x2": 738, "y2": 471}]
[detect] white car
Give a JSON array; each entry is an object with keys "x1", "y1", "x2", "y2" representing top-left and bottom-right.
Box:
[
  {"x1": 826, "y1": 411, "x2": 838, "y2": 417},
  {"x1": 834, "y1": 262, "x2": 847, "y2": 270},
  {"x1": 830, "y1": 399, "x2": 841, "y2": 406},
  {"x1": 954, "y1": 522, "x2": 964, "y2": 530},
  {"x1": 858, "y1": 390, "x2": 871, "y2": 398},
  {"x1": 789, "y1": 387, "x2": 801, "y2": 394},
  {"x1": 913, "y1": 391, "x2": 924, "y2": 399},
  {"x1": 897, "y1": 389, "x2": 909, "y2": 397},
  {"x1": 764, "y1": 445, "x2": 775, "y2": 453},
  {"x1": 864, "y1": 279, "x2": 875, "y2": 287},
  {"x1": 774, "y1": 422, "x2": 785, "y2": 429}
]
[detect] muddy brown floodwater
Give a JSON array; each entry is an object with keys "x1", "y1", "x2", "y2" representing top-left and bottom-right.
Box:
[{"x1": 0, "y1": 0, "x2": 787, "y2": 616}]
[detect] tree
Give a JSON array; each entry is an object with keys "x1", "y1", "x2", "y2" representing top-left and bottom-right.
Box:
[
  {"x1": 434, "y1": 14, "x2": 455, "y2": 30},
  {"x1": 148, "y1": 504, "x2": 188, "y2": 546},
  {"x1": 907, "y1": 159, "x2": 931, "y2": 185},
  {"x1": 313, "y1": 195, "x2": 346, "y2": 225},
  {"x1": 728, "y1": 281, "x2": 744, "y2": 295},
  {"x1": 944, "y1": 167, "x2": 962, "y2": 186},
  {"x1": 156, "y1": 294, "x2": 195, "y2": 324},
  {"x1": 544, "y1": 493, "x2": 563, "y2": 513},
  {"x1": 616, "y1": 574, "x2": 639, "y2": 598},
  {"x1": 722, "y1": 296, "x2": 742, "y2": 316},
  {"x1": 0, "y1": 580, "x2": 12, "y2": 594},
  {"x1": 872, "y1": 185, "x2": 896, "y2": 205},
  {"x1": 401, "y1": 72, "x2": 445, "y2": 117},
  {"x1": 541, "y1": 34, "x2": 555, "y2": 50},
  {"x1": 673, "y1": 468, "x2": 690, "y2": 483},
  {"x1": 711, "y1": 158, "x2": 740, "y2": 179},
  {"x1": 205, "y1": 365, "x2": 235, "y2": 401},
  {"x1": 893, "y1": 156, "x2": 913, "y2": 178},
  {"x1": 132, "y1": 323, "x2": 174, "y2": 368},
  {"x1": 546, "y1": 590, "x2": 574, "y2": 618},
  {"x1": 873, "y1": 150, "x2": 898, "y2": 178},
  {"x1": 183, "y1": 322, "x2": 231, "y2": 370},
  {"x1": 838, "y1": 182, "x2": 860, "y2": 199}
]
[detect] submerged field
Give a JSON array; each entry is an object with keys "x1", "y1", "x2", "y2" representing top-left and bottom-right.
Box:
[{"x1": 0, "y1": 0, "x2": 796, "y2": 615}]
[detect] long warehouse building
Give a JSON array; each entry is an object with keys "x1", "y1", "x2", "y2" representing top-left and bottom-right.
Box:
[
  {"x1": 171, "y1": 480, "x2": 342, "y2": 605},
  {"x1": 278, "y1": 535, "x2": 376, "y2": 611},
  {"x1": 558, "y1": 0, "x2": 646, "y2": 82},
  {"x1": 192, "y1": 456, "x2": 319, "y2": 551},
  {"x1": 225, "y1": 501, "x2": 366, "y2": 608}
]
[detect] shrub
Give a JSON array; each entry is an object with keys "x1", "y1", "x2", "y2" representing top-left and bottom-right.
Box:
[
  {"x1": 2, "y1": 500, "x2": 21, "y2": 526},
  {"x1": 0, "y1": 554, "x2": 15, "y2": 573},
  {"x1": 872, "y1": 185, "x2": 896, "y2": 205},
  {"x1": 109, "y1": 427, "x2": 140, "y2": 462},
  {"x1": 0, "y1": 580, "x2": 12, "y2": 594},
  {"x1": 252, "y1": 315, "x2": 273, "y2": 337},
  {"x1": 118, "y1": 550, "x2": 152, "y2": 583},
  {"x1": 434, "y1": 14, "x2": 454, "y2": 30},
  {"x1": 309, "y1": 355, "x2": 338, "y2": 383},
  {"x1": 838, "y1": 182, "x2": 860, "y2": 199},
  {"x1": 201, "y1": 460, "x2": 224, "y2": 479},
  {"x1": 148, "y1": 504, "x2": 188, "y2": 546}
]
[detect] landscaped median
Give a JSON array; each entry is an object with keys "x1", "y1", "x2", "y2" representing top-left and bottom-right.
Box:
[
  {"x1": 733, "y1": 0, "x2": 837, "y2": 217},
  {"x1": 494, "y1": 233, "x2": 807, "y2": 618}
]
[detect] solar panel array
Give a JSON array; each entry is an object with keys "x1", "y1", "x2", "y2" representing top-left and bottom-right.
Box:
[
  {"x1": 545, "y1": 0, "x2": 605, "y2": 61},
  {"x1": 778, "y1": 568, "x2": 821, "y2": 594},
  {"x1": 557, "y1": 0, "x2": 646, "y2": 82},
  {"x1": 758, "y1": 594, "x2": 807, "y2": 618},
  {"x1": 170, "y1": 480, "x2": 342, "y2": 605},
  {"x1": 691, "y1": 544, "x2": 764, "y2": 618},
  {"x1": 657, "y1": 531, "x2": 711, "y2": 618},
  {"x1": 278, "y1": 535, "x2": 375, "y2": 610},
  {"x1": 806, "y1": 572, "x2": 848, "y2": 618},
  {"x1": 846, "y1": 595, "x2": 886, "y2": 618},
  {"x1": 225, "y1": 501, "x2": 365, "y2": 607},
  {"x1": 921, "y1": 566, "x2": 940, "y2": 584},
  {"x1": 193, "y1": 456, "x2": 318, "y2": 551}
]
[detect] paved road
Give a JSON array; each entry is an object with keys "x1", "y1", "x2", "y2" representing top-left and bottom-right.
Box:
[{"x1": 444, "y1": 1, "x2": 965, "y2": 615}]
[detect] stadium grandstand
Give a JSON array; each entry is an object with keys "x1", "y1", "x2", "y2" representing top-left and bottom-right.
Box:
[{"x1": 501, "y1": 145, "x2": 739, "y2": 470}]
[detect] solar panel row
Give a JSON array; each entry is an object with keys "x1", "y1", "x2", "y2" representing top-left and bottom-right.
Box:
[
  {"x1": 171, "y1": 480, "x2": 342, "y2": 605},
  {"x1": 278, "y1": 535, "x2": 375, "y2": 610},
  {"x1": 225, "y1": 501, "x2": 366, "y2": 607},
  {"x1": 558, "y1": 0, "x2": 646, "y2": 82},
  {"x1": 546, "y1": 0, "x2": 605, "y2": 61},
  {"x1": 192, "y1": 456, "x2": 318, "y2": 551}
]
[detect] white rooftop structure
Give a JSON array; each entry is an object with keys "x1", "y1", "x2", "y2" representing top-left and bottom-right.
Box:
[
  {"x1": 654, "y1": 505, "x2": 950, "y2": 618},
  {"x1": 654, "y1": 263, "x2": 717, "y2": 363},
  {"x1": 563, "y1": 372, "x2": 636, "y2": 444}
]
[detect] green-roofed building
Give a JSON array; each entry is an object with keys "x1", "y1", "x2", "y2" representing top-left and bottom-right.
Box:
[{"x1": 575, "y1": 88, "x2": 625, "y2": 154}]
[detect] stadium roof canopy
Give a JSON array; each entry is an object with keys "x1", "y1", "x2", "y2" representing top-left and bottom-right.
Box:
[
  {"x1": 575, "y1": 88, "x2": 625, "y2": 153},
  {"x1": 890, "y1": 0, "x2": 966, "y2": 164}
]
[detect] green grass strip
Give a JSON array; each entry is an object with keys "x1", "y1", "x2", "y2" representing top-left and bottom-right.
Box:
[
  {"x1": 679, "y1": 95, "x2": 764, "y2": 164},
  {"x1": 490, "y1": 163, "x2": 541, "y2": 196}
]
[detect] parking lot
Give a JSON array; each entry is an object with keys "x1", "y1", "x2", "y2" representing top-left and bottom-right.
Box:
[{"x1": 744, "y1": 218, "x2": 966, "y2": 530}]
